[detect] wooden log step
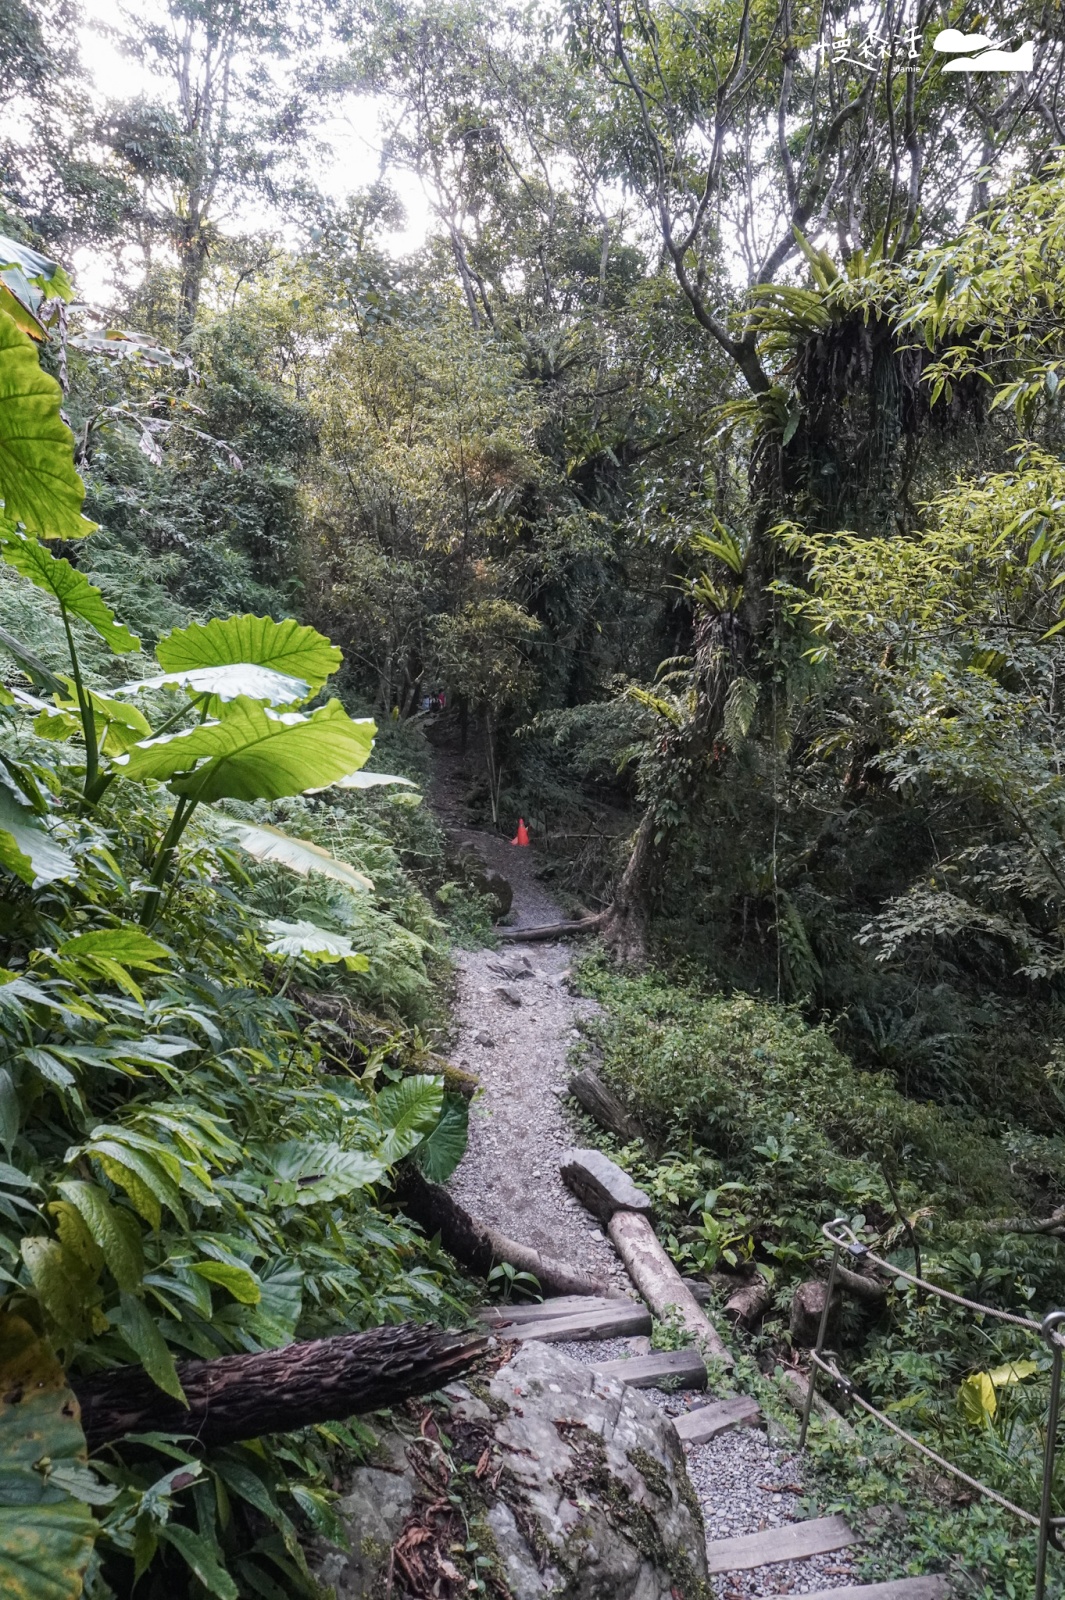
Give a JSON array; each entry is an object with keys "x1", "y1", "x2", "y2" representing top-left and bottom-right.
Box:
[
  {"x1": 608, "y1": 1210, "x2": 732, "y2": 1367},
  {"x1": 477, "y1": 1294, "x2": 621, "y2": 1327},
  {"x1": 592, "y1": 1348, "x2": 707, "y2": 1389},
  {"x1": 671, "y1": 1394, "x2": 761, "y2": 1443},
  {"x1": 492, "y1": 1301, "x2": 653, "y2": 1342},
  {"x1": 705, "y1": 1513, "x2": 857, "y2": 1573},
  {"x1": 797, "y1": 1581, "x2": 949, "y2": 1600}
]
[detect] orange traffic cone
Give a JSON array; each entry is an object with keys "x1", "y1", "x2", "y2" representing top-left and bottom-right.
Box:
[{"x1": 511, "y1": 818, "x2": 530, "y2": 846}]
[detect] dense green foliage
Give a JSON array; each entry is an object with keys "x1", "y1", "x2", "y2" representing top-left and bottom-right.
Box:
[{"x1": 5, "y1": 0, "x2": 1065, "y2": 1593}]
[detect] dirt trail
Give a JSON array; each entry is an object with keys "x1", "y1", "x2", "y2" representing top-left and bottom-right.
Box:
[
  {"x1": 443, "y1": 824, "x2": 630, "y2": 1292},
  {"x1": 430, "y1": 740, "x2": 858, "y2": 1595}
]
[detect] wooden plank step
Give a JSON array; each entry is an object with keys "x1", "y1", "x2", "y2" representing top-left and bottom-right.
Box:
[
  {"x1": 705, "y1": 1513, "x2": 857, "y2": 1573},
  {"x1": 796, "y1": 1581, "x2": 949, "y2": 1600},
  {"x1": 592, "y1": 1348, "x2": 707, "y2": 1389},
  {"x1": 494, "y1": 1302, "x2": 653, "y2": 1342},
  {"x1": 478, "y1": 1294, "x2": 620, "y2": 1327},
  {"x1": 672, "y1": 1395, "x2": 760, "y2": 1443}
]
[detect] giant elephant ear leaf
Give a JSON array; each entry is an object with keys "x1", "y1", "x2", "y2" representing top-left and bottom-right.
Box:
[
  {"x1": 0, "y1": 234, "x2": 74, "y2": 340},
  {"x1": 117, "y1": 697, "x2": 376, "y2": 804},
  {"x1": 156, "y1": 615, "x2": 341, "y2": 694},
  {"x1": 119, "y1": 663, "x2": 309, "y2": 706},
  {"x1": 218, "y1": 819, "x2": 373, "y2": 892},
  {"x1": 0, "y1": 1312, "x2": 97, "y2": 1600},
  {"x1": 0, "y1": 533, "x2": 138, "y2": 653},
  {"x1": 376, "y1": 1075, "x2": 444, "y2": 1165},
  {"x1": 0, "y1": 314, "x2": 95, "y2": 539},
  {"x1": 257, "y1": 1141, "x2": 386, "y2": 1206}
]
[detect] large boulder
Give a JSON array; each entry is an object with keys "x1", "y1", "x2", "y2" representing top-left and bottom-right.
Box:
[
  {"x1": 448, "y1": 849, "x2": 514, "y2": 918},
  {"x1": 317, "y1": 1341, "x2": 709, "y2": 1599}
]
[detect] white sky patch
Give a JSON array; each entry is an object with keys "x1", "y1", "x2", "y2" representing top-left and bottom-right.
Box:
[{"x1": 68, "y1": 0, "x2": 436, "y2": 308}]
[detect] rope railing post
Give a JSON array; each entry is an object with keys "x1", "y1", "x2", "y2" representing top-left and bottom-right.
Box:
[
  {"x1": 1036, "y1": 1311, "x2": 1065, "y2": 1600},
  {"x1": 799, "y1": 1215, "x2": 846, "y2": 1450},
  {"x1": 801, "y1": 1217, "x2": 1065, "y2": 1592}
]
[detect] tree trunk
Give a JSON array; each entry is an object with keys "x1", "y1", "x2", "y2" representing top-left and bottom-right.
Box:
[
  {"x1": 568, "y1": 1067, "x2": 642, "y2": 1142},
  {"x1": 393, "y1": 1164, "x2": 623, "y2": 1299},
  {"x1": 74, "y1": 1322, "x2": 488, "y2": 1453},
  {"x1": 598, "y1": 808, "x2": 656, "y2": 964},
  {"x1": 723, "y1": 1274, "x2": 773, "y2": 1328},
  {"x1": 789, "y1": 1279, "x2": 838, "y2": 1346},
  {"x1": 497, "y1": 915, "x2": 602, "y2": 943}
]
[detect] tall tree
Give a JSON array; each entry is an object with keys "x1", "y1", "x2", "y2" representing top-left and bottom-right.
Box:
[
  {"x1": 569, "y1": 0, "x2": 1065, "y2": 957},
  {"x1": 100, "y1": 0, "x2": 330, "y2": 335}
]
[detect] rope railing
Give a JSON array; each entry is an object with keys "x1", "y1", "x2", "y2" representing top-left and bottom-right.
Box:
[{"x1": 798, "y1": 1216, "x2": 1065, "y2": 1600}]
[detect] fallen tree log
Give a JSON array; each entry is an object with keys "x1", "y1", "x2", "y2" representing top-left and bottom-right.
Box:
[
  {"x1": 393, "y1": 1164, "x2": 625, "y2": 1299},
  {"x1": 835, "y1": 1261, "x2": 889, "y2": 1304},
  {"x1": 75, "y1": 1322, "x2": 489, "y2": 1452},
  {"x1": 496, "y1": 915, "x2": 602, "y2": 943},
  {"x1": 607, "y1": 1210, "x2": 732, "y2": 1367},
  {"x1": 568, "y1": 1067, "x2": 642, "y2": 1143},
  {"x1": 723, "y1": 1273, "x2": 772, "y2": 1328}
]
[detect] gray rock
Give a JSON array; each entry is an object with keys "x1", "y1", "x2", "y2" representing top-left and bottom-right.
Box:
[
  {"x1": 560, "y1": 1147, "x2": 654, "y2": 1223},
  {"x1": 488, "y1": 956, "x2": 534, "y2": 980},
  {"x1": 316, "y1": 1343, "x2": 707, "y2": 1600},
  {"x1": 496, "y1": 985, "x2": 523, "y2": 1007},
  {"x1": 316, "y1": 1433, "x2": 414, "y2": 1597}
]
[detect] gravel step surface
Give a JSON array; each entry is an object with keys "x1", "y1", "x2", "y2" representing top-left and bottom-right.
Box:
[{"x1": 553, "y1": 1340, "x2": 860, "y2": 1594}]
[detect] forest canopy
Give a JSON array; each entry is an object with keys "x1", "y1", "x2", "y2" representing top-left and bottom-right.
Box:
[{"x1": 3, "y1": 0, "x2": 1065, "y2": 1595}]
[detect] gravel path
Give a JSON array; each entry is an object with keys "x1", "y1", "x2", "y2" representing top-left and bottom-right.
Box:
[
  {"x1": 559, "y1": 1337, "x2": 860, "y2": 1597},
  {"x1": 445, "y1": 829, "x2": 629, "y2": 1289},
  {"x1": 440, "y1": 816, "x2": 857, "y2": 1593}
]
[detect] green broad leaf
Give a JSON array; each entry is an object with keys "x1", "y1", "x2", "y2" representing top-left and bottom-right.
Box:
[
  {"x1": 958, "y1": 1370, "x2": 996, "y2": 1424},
  {"x1": 222, "y1": 820, "x2": 373, "y2": 892},
  {"x1": 57, "y1": 929, "x2": 172, "y2": 971},
  {"x1": 0, "y1": 623, "x2": 65, "y2": 694},
  {"x1": 310, "y1": 769, "x2": 416, "y2": 792},
  {"x1": 81, "y1": 1135, "x2": 186, "y2": 1229},
  {"x1": 0, "y1": 235, "x2": 74, "y2": 312},
  {"x1": 258, "y1": 1141, "x2": 386, "y2": 1207},
  {"x1": 20, "y1": 1239, "x2": 89, "y2": 1341},
  {"x1": 0, "y1": 285, "x2": 46, "y2": 342},
  {"x1": 0, "y1": 316, "x2": 94, "y2": 539},
  {"x1": 0, "y1": 532, "x2": 138, "y2": 651},
  {"x1": 0, "y1": 1068, "x2": 18, "y2": 1154},
  {"x1": 412, "y1": 1096, "x2": 469, "y2": 1183},
  {"x1": 376, "y1": 1075, "x2": 444, "y2": 1165},
  {"x1": 156, "y1": 615, "x2": 341, "y2": 693},
  {"x1": 159, "y1": 1523, "x2": 238, "y2": 1600},
  {"x1": 117, "y1": 697, "x2": 376, "y2": 804},
  {"x1": 39, "y1": 683, "x2": 153, "y2": 756},
  {"x1": 987, "y1": 1360, "x2": 1039, "y2": 1388},
  {"x1": 0, "y1": 1313, "x2": 96, "y2": 1600},
  {"x1": 244, "y1": 1261, "x2": 302, "y2": 1348},
  {"x1": 55, "y1": 1180, "x2": 143, "y2": 1293},
  {"x1": 0, "y1": 787, "x2": 75, "y2": 888},
  {"x1": 119, "y1": 662, "x2": 310, "y2": 706},
  {"x1": 188, "y1": 1259, "x2": 261, "y2": 1305},
  {"x1": 111, "y1": 1291, "x2": 185, "y2": 1402},
  {"x1": 262, "y1": 919, "x2": 368, "y2": 968}
]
